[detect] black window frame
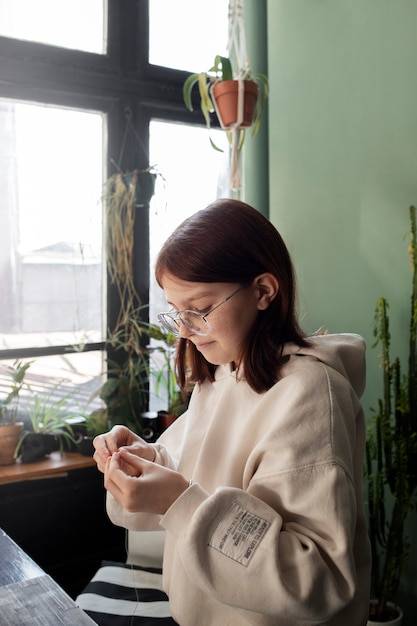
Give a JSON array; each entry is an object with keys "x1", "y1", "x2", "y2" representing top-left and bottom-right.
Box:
[{"x1": 0, "y1": 0, "x2": 204, "y2": 366}]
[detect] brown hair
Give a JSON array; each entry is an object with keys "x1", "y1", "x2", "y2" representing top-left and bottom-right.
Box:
[{"x1": 155, "y1": 199, "x2": 309, "y2": 393}]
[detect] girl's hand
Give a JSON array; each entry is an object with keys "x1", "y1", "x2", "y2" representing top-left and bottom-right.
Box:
[
  {"x1": 104, "y1": 448, "x2": 189, "y2": 515},
  {"x1": 93, "y1": 425, "x2": 155, "y2": 473}
]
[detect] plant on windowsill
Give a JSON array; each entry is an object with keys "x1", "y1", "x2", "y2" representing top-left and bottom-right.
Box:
[
  {"x1": 0, "y1": 360, "x2": 32, "y2": 465},
  {"x1": 365, "y1": 205, "x2": 417, "y2": 625},
  {"x1": 15, "y1": 380, "x2": 79, "y2": 463}
]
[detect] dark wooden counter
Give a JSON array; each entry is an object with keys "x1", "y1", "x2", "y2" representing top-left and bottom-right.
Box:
[
  {"x1": 0, "y1": 527, "x2": 98, "y2": 625},
  {"x1": 0, "y1": 454, "x2": 126, "y2": 599}
]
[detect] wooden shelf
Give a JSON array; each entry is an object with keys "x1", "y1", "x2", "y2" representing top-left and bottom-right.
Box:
[{"x1": 0, "y1": 452, "x2": 96, "y2": 485}]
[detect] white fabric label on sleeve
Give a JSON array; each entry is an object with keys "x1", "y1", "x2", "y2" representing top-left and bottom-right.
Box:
[{"x1": 208, "y1": 499, "x2": 270, "y2": 566}]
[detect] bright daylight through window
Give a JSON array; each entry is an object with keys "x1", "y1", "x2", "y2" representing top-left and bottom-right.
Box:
[
  {"x1": 0, "y1": 0, "x2": 105, "y2": 53},
  {"x1": 0, "y1": 0, "x2": 230, "y2": 417},
  {"x1": 0, "y1": 102, "x2": 104, "y2": 407}
]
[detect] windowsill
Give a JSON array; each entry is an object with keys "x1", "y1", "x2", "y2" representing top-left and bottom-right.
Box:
[{"x1": 0, "y1": 452, "x2": 96, "y2": 485}]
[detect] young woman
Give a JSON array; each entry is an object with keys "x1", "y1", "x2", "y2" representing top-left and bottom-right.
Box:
[{"x1": 93, "y1": 199, "x2": 371, "y2": 625}]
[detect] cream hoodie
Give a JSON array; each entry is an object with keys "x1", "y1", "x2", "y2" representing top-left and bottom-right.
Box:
[{"x1": 107, "y1": 333, "x2": 371, "y2": 625}]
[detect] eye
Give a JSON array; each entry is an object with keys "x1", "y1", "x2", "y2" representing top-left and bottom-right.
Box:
[{"x1": 194, "y1": 305, "x2": 212, "y2": 315}]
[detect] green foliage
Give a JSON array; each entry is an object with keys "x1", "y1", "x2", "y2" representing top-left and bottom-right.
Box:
[
  {"x1": 82, "y1": 409, "x2": 110, "y2": 438},
  {"x1": 365, "y1": 205, "x2": 417, "y2": 620},
  {"x1": 142, "y1": 321, "x2": 188, "y2": 417},
  {"x1": 97, "y1": 167, "x2": 186, "y2": 430},
  {"x1": 100, "y1": 171, "x2": 155, "y2": 433},
  {"x1": 15, "y1": 380, "x2": 78, "y2": 457},
  {"x1": 0, "y1": 360, "x2": 32, "y2": 424},
  {"x1": 99, "y1": 321, "x2": 150, "y2": 433},
  {"x1": 96, "y1": 167, "x2": 187, "y2": 432}
]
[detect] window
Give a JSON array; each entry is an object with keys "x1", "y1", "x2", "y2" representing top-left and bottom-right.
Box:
[
  {"x1": 148, "y1": 120, "x2": 229, "y2": 411},
  {"x1": 0, "y1": 102, "x2": 103, "y2": 348},
  {"x1": 149, "y1": 0, "x2": 228, "y2": 71},
  {"x1": 0, "y1": 1, "x2": 229, "y2": 418},
  {"x1": 0, "y1": 0, "x2": 105, "y2": 54}
]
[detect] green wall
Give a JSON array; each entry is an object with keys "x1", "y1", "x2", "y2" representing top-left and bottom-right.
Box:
[
  {"x1": 243, "y1": 0, "x2": 269, "y2": 215},
  {"x1": 265, "y1": 0, "x2": 417, "y2": 619}
]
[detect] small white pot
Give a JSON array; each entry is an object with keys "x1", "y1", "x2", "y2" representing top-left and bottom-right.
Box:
[{"x1": 367, "y1": 601, "x2": 403, "y2": 625}]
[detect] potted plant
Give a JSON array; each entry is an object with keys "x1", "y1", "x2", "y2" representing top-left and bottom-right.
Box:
[
  {"x1": 365, "y1": 205, "x2": 417, "y2": 624},
  {"x1": 183, "y1": 54, "x2": 269, "y2": 150},
  {"x1": 104, "y1": 166, "x2": 158, "y2": 211},
  {"x1": 183, "y1": 52, "x2": 268, "y2": 192},
  {"x1": 0, "y1": 360, "x2": 32, "y2": 465},
  {"x1": 15, "y1": 381, "x2": 79, "y2": 463}
]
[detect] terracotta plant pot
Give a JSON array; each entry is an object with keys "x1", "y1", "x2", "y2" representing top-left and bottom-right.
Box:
[
  {"x1": 157, "y1": 410, "x2": 177, "y2": 433},
  {"x1": 367, "y1": 601, "x2": 403, "y2": 625},
  {"x1": 0, "y1": 422, "x2": 24, "y2": 465},
  {"x1": 212, "y1": 79, "x2": 258, "y2": 129}
]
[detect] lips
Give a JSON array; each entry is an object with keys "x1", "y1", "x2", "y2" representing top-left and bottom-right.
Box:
[{"x1": 194, "y1": 341, "x2": 214, "y2": 351}]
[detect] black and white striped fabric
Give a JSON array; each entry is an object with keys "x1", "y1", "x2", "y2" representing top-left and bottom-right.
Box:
[{"x1": 76, "y1": 561, "x2": 177, "y2": 625}]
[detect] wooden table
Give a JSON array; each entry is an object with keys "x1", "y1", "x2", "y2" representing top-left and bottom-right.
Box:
[
  {"x1": 0, "y1": 452, "x2": 126, "y2": 600},
  {"x1": 0, "y1": 527, "x2": 98, "y2": 625}
]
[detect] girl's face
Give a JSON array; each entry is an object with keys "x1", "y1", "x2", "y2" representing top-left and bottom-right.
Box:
[{"x1": 160, "y1": 273, "x2": 262, "y2": 365}]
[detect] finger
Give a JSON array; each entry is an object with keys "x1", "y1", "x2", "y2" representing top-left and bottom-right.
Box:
[
  {"x1": 93, "y1": 449, "x2": 106, "y2": 473},
  {"x1": 105, "y1": 453, "x2": 142, "y2": 504},
  {"x1": 92, "y1": 433, "x2": 115, "y2": 460},
  {"x1": 105, "y1": 433, "x2": 120, "y2": 455},
  {"x1": 104, "y1": 454, "x2": 126, "y2": 501},
  {"x1": 118, "y1": 447, "x2": 153, "y2": 471},
  {"x1": 116, "y1": 449, "x2": 149, "y2": 477}
]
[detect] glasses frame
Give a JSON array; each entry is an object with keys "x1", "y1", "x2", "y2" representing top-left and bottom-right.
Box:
[{"x1": 157, "y1": 281, "x2": 251, "y2": 337}]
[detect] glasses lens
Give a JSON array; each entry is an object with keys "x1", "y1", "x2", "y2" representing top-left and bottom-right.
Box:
[
  {"x1": 158, "y1": 311, "x2": 210, "y2": 336},
  {"x1": 181, "y1": 311, "x2": 210, "y2": 336},
  {"x1": 158, "y1": 313, "x2": 180, "y2": 335}
]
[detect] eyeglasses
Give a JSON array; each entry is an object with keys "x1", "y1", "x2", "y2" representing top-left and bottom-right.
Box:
[{"x1": 157, "y1": 281, "x2": 251, "y2": 337}]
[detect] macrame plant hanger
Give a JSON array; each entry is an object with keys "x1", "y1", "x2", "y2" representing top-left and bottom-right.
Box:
[{"x1": 218, "y1": 0, "x2": 252, "y2": 190}]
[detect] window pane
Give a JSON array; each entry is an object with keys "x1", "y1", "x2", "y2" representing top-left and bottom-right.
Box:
[
  {"x1": 148, "y1": 120, "x2": 229, "y2": 411},
  {"x1": 149, "y1": 0, "x2": 229, "y2": 71},
  {"x1": 0, "y1": 352, "x2": 104, "y2": 419},
  {"x1": 0, "y1": 0, "x2": 106, "y2": 54},
  {"x1": 0, "y1": 101, "x2": 104, "y2": 352}
]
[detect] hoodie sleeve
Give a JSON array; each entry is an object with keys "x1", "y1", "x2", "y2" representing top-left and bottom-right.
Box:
[{"x1": 160, "y1": 463, "x2": 359, "y2": 621}]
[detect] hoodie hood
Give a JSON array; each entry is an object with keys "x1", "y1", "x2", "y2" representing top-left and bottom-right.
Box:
[{"x1": 283, "y1": 333, "x2": 366, "y2": 399}]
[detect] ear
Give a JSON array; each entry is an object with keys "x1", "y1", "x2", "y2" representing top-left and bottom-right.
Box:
[{"x1": 253, "y1": 273, "x2": 279, "y2": 310}]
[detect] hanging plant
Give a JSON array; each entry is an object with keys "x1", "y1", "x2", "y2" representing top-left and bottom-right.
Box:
[
  {"x1": 95, "y1": 167, "x2": 159, "y2": 432},
  {"x1": 182, "y1": 0, "x2": 269, "y2": 189}
]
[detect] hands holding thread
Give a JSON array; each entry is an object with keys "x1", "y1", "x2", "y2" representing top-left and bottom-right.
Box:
[{"x1": 93, "y1": 425, "x2": 189, "y2": 515}]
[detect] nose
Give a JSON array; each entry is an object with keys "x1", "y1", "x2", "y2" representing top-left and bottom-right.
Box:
[{"x1": 178, "y1": 319, "x2": 193, "y2": 339}]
